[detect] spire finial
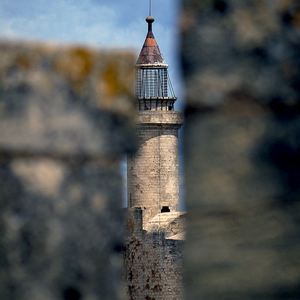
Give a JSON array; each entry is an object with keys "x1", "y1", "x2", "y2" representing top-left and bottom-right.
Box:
[
  {"x1": 146, "y1": 15, "x2": 154, "y2": 32},
  {"x1": 149, "y1": 0, "x2": 152, "y2": 16}
]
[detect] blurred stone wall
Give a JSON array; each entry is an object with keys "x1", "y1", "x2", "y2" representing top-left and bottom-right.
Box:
[
  {"x1": 0, "y1": 41, "x2": 135, "y2": 300},
  {"x1": 180, "y1": 0, "x2": 300, "y2": 299}
]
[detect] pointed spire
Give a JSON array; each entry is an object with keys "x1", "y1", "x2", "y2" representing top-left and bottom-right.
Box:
[{"x1": 136, "y1": 16, "x2": 167, "y2": 66}]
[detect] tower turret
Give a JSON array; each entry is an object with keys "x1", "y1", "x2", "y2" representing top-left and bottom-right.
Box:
[
  {"x1": 135, "y1": 16, "x2": 177, "y2": 111},
  {"x1": 127, "y1": 15, "x2": 183, "y2": 227}
]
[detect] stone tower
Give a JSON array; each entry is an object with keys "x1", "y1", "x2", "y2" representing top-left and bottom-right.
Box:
[
  {"x1": 124, "y1": 16, "x2": 185, "y2": 299},
  {"x1": 127, "y1": 15, "x2": 183, "y2": 227}
]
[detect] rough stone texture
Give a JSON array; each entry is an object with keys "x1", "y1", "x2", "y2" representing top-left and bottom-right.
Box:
[
  {"x1": 124, "y1": 208, "x2": 184, "y2": 300},
  {"x1": 127, "y1": 111, "x2": 183, "y2": 227},
  {"x1": 181, "y1": 0, "x2": 300, "y2": 299},
  {"x1": 0, "y1": 40, "x2": 135, "y2": 300}
]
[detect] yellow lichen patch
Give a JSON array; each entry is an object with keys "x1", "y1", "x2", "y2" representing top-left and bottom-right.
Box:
[
  {"x1": 15, "y1": 54, "x2": 32, "y2": 70},
  {"x1": 53, "y1": 47, "x2": 94, "y2": 90},
  {"x1": 101, "y1": 61, "x2": 131, "y2": 97},
  {"x1": 97, "y1": 59, "x2": 134, "y2": 112},
  {"x1": 14, "y1": 48, "x2": 44, "y2": 71}
]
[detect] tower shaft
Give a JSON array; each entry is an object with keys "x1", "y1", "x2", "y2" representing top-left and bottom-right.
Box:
[{"x1": 127, "y1": 112, "x2": 182, "y2": 226}]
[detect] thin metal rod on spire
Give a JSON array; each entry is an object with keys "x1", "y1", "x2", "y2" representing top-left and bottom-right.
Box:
[{"x1": 149, "y1": 0, "x2": 152, "y2": 16}]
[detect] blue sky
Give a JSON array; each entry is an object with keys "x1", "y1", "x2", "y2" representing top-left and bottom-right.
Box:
[{"x1": 0, "y1": 0, "x2": 183, "y2": 107}]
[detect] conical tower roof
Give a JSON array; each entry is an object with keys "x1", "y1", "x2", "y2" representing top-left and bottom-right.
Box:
[{"x1": 136, "y1": 16, "x2": 167, "y2": 66}]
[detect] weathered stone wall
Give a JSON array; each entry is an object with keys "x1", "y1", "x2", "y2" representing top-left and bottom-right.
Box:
[
  {"x1": 124, "y1": 208, "x2": 184, "y2": 300},
  {"x1": 127, "y1": 111, "x2": 183, "y2": 227},
  {"x1": 0, "y1": 40, "x2": 135, "y2": 300},
  {"x1": 181, "y1": 0, "x2": 300, "y2": 299}
]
